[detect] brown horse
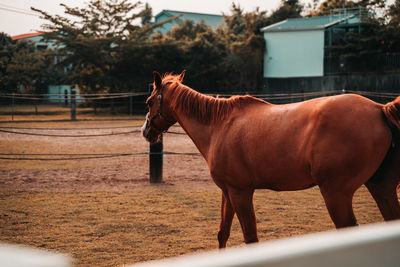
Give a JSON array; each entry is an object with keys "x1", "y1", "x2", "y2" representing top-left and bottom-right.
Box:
[{"x1": 142, "y1": 71, "x2": 400, "y2": 248}]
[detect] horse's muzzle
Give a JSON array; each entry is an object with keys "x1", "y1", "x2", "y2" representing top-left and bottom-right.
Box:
[{"x1": 141, "y1": 115, "x2": 161, "y2": 144}]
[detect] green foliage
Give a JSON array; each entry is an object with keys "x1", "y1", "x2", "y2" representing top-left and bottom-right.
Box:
[
  {"x1": 386, "y1": 0, "x2": 400, "y2": 34},
  {"x1": 0, "y1": 32, "x2": 14, "y2": 92},
  {"x1": 308, "y1": 0, "x2": 385, "y2": 16},
  {"x1": 163, "y1": 20, "x2": 225, "y2": 91},
  {"x1": 268, "y1": 0, "x2": 303, "y2": 24},
  {"x1": 0, "y1": 33, "x2": 55, "y2": 94},
  {"x1": 32, "y1": 0, "x2": 177, "y2": 93},
  {"x1": 153, "y1": 3, "x2": 270, "y2": 92},
  {"x1": 220, "y1": 4, "x2": 269, "y2": 91}
]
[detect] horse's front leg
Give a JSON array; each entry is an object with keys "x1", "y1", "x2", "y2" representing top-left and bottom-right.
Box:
[
  {"x1": 218, "y1": 191, "x2": 235, "y2": 248},
  {"x1": 227, "y1": 187, "x2": 258, "y2": 244}
]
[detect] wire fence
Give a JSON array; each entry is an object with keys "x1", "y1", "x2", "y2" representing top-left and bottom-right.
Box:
[
  {"x1": 0, "y1": 91, "x2": 150, "y2": 120},
  {"x1": 0, "y1": 92, "x2": 148, "y2": 101},
  {"x1": 1, "y1": 89, "x2": 399, "y2": 162},
  {"x1": 0, "y1": 151, "x2": 201, "y2": 161},
  {"x1": 0, "y1": 124, "x2": 194, "y2": 161},
  {"x1": 1, "y1": 89, "x2": 398, "y2": 103}
]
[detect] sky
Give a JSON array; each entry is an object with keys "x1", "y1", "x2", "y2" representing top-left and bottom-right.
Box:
[{"x1": 0, "y1": 0, "x2": 395, "y2": 37}]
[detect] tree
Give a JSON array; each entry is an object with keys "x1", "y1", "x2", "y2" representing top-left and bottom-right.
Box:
[
  {"x1": 6, "y1": 46, "x2": 47, "y2": 94},
  {"x1": 310, "y1": 0, "x2": 358, "y2": 16},
  {"x1": 387, "y1": 0, "x2": 400, "y2": 28},
  {"x1": 319, "y1": 0, "x2": 400, "y2": 73},
  {"x1": 0, "y1": 33, "x2": 15, "y2": 92},
  {"x1": 217, "y1": 4, "x2": 268, "y2": 92},
  {"x1": 268, "y1": 0, "x2": 303, "y2": 24},
  {"x1": 379, "y1": 0, "x2": 400, "y2": 54},
  {"x1": 307, "y1": 0, "x2": 386, "y2": 17},
  {"x1": 0, "y1": 34, "x2": 55, "y2": 94},
  {"x1": 158, "y1": 20, "x2": 226, "y2": 91},
  {"x1": 32, "y1": 0, "x2": 178, "y2": 93}
]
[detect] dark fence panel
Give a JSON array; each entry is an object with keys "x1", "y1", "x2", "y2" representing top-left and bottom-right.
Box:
[{"x1": 263, "y1": 74, "x2": 400, "y2": 104}]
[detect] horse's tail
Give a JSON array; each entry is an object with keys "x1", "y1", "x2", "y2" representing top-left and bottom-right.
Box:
[
  {"x1": 382, "y1": 96, "x2": 400, "y2": 131},
  {"x1": 380, "y1": 97, "x2": 400, "y2": 186}
]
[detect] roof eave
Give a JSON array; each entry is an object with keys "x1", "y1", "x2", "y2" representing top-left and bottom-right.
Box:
[
  {"x1": 154, "y1": 10, "x2": 173, "y2": 20},
  {"x1": 324, "y1": 14, "x2": 357, "y2": 28},
  {"x1": 260, "y1": 20, "x2": 287, "y2": 32},
  {"x1": 263, "y1": 26, "x2": 326, "y2": 33},
  {"x1": 261, "y1": 14, "x2": 359, "y2": 33},
  {"x1": 11, "y1": 32, "x2": 43, "y2": 40}
]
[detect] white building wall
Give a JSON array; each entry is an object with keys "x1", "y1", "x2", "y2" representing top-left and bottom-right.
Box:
[
  {"x1": 264, "y1": 30, "x2": 325, "y2": 78},
  {"x1": 47, "y1": 85, "x2": 80, "y2": 103}
]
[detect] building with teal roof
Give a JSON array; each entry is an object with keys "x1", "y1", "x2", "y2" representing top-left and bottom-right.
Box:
[
  {"x1": 154, "y1": 10, "x2": 223, "y2": 34},
  {"x1": 261, "y1": 11, "x2": 364, "y2": 79}
]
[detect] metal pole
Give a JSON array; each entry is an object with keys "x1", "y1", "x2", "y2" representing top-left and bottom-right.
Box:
[
  {"x1": 149, "y1": 135, "x2": 163, "y2": 183},
  {"x1": 71, "y1": 91, "x2": 76, "y2": 121}
]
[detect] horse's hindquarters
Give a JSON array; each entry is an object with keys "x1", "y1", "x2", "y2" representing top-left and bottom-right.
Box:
[{"x1": 309, "y1": 95, "x2": 392, "y2": 193}]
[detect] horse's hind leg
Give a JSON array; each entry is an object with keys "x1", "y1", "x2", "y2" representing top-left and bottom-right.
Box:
[
  {"x1": 365, "y1": 179, "x2": 400, "y2": 221},
  {"x1": 218, "y1": 191, "x2": 235, "y2": 248},
  {"x1": 320, "y1": 188, "x2": 358, "y2": 228},
  {"x1": 227, "y1": 187, "x2": 258, "y2": 244},
  {"x1": 365, "y1": 145, "x2": 400, "y2": 221}
]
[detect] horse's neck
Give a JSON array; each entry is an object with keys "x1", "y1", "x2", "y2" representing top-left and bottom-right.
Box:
[
  {"x1": 167, "y1": 87, "x2": 217, "y2": 159},
  {"x1": 174, "y1": 110, "x2": 215, "y2": 160}
]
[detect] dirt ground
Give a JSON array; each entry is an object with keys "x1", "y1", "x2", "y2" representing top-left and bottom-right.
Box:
[
  {"x1": 0, "y1": 119, "x2": 210, "y2": 191},
  {"x1": 0, "y1": 113, "x2": 394, "y2": 266}
]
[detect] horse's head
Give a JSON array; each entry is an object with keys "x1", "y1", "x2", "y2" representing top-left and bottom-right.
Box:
[{"x1": 141, "y1": 71, "x2": 185, "y2": 143}]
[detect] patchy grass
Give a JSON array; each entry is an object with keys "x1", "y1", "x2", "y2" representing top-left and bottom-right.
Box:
[{"x1": 0, "y1": 186, "x2": 384, "y2": 267}]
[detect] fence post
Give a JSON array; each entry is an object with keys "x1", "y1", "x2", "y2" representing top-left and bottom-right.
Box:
[
  {"x1": 64, "y1": 90, "x2": 68, "y2": 106},
  {"x1": 33, "y1": 94, "x2": 38, "y2": 115},
  {"x1": 129, "y1": 93, "x2": 133, "y2": 116},
  {"x1": 71, "y1": 91, "x2": 76, "y2": 121},
  {"x1": 149, "y1": 136, "x2": 163, "y2": 183},
  {"x1": 11, "y1": 92, "x2": 15, "y2": 121}
]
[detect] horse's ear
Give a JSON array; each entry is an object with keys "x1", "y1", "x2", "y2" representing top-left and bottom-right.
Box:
[
  {"x1": 178, "y1": 70, "x2": 186, "y2": 82},
  {"x1": 153, "y1": 71, "x2": 162, "y2": 90}
]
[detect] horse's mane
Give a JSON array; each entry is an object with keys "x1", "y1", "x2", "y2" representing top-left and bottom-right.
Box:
[{"x1": 162, "y1": 74, "x2": 267, "y2": 124}]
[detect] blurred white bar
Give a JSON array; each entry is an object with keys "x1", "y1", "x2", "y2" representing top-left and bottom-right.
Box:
[
  {"x1": 130, "y1": 220, "x2": 400, "y2": 267},
  {"x1": 0, "y1": 243, "x2": 71, "y2": 267}
]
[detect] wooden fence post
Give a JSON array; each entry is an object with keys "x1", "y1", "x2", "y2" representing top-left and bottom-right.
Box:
[
  {"x1": 129, "y1": 93, "x2": 133, "y2": 116},
  {"x1": 71, "y1": 91, "x2": 76, "y2": 121},
  {"x1": 11, "y1": 92, "x2": 15, "y2": 121},
  {"x1": 64, "y1": 90, "x2": 68, "y2": 107},
  {"x1": 149, "y1": 135, "x2": 163, "y2": 183}
]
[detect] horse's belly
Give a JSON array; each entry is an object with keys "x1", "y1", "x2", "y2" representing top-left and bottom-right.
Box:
[
  {"x1": 253, "y1": 171, "x2": 316, "y2": 191},
  {"x1": 242, "y1": 130, "x2": 315, "y2": 191},
  {"x1": 219, "y1": 144, "x2": 315, "y2": 191},
  {"x1": 249, "y1": 159, "x2": 315, "y2": 191},
  {"x1": 213, "y1": 117, "x2": 315, "y2": 191}
]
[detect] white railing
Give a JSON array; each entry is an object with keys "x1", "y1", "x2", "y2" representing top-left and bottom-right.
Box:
[
  {"x1": 0, "y1": 243, "x2": 71, "y2": 267},
  {"x1": 130, "y1": 220, "x2": 400, "y2": 267}
]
